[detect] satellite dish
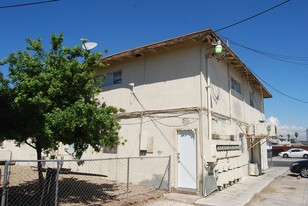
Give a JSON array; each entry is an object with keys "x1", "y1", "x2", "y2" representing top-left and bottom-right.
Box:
[
  {"x1": 82, "y1": 42, "x2": 98, "y2": 51},
  {"x1": 64, "y1": 144, "x2": 75, "y2": 155}
]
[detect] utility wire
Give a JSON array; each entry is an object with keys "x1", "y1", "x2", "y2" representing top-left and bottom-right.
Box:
[
  {"x1": 213, "y1": 0, "x2": 308, "y2": 65},
  {"x1": 219, "y1": 35, "x2": 308, "y2": 65},
  {"x1": 214, "y1": 0, "x2": 306, "y2": 64},
  {"x1": 212, "y1": 0, "x2": 308, "y2": 103},
  {"x1": 215, "y1": 34, "x2": 308, "y2": 102},
  {"x1": 212, "y1": 0, "x2": 308, "y2": 102},
  {"x1": 217, "y1": 37, "x2": 308, "y2": 103},
  {"x1": 0, "y1": 0, "x2": 60, "y2": 9},
  {"x1": 250, "y1": 70, "x2": 308, "y2": 104},
  {"x1": 215, "y1": 0, "x2": 291, "y2": 32}
]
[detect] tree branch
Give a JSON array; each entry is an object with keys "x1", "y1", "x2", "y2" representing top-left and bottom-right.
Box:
[{"x1": 25, "y1": 140, "x2": 36, "y2": 150}]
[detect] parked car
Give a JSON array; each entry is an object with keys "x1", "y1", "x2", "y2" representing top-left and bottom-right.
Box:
[
  {"x1": 289, "y1": 159, "x2": 308, "y2": 177},
  {"x1": 278, "y1": 148, "x2": 308, "y2": 158}
]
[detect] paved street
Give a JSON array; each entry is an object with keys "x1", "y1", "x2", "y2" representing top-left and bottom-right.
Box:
[
  {"x1": 142, "y1": 156, "x2": 308, "y2": 206},
  {"x1": 246, "y1": 157, "x2": 308, "y2": 206},
  {"x1": 270, "y1": 155, "x2": 301, "y2": 167},
  {"x1": 3, "y1": 157, "x2": 303, "y2": 206}
]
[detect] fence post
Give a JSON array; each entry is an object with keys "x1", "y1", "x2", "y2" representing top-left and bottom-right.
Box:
[
  {"x1": 126, "y1": 157, "x2": 130, "y2": 204},
  {"x1": 168, "y1": 155, "x2": 171, "y2": 192},
  {"x1": 54, "y1": 160, "x2": 61, "y2": 206},
  {"x1": 1, "y1": 160, "x2": 10, "y2": 206}
]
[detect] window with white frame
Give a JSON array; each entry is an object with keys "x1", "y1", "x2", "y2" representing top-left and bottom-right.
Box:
[
  {"x1": 101, "y1": 71, "x2": 122, "y2": 87},
  {"x1": 231, "y1": 77, "x2": 242, "y2": 94}
]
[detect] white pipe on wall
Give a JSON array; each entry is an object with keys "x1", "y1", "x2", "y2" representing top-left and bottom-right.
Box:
[{"x1": 205, "y1": 53, "x2": 212, "y2": 140}]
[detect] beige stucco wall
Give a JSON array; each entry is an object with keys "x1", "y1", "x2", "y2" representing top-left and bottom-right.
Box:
[
  {"x1": 96, "y1": 42, "x2": 269, "y2": 193},
  {"x1": 97, "y1": 45, "x2": 203, "y2": 111},
  {"x1": 0, "y1": 140, "x2": 37, "y2": 161}
]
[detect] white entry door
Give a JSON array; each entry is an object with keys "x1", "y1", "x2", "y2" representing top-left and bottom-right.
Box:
[{"x1": 177, "y1": 130, "x2": 196, "y2": 189}]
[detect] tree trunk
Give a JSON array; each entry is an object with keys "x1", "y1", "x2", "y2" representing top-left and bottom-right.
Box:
[{"x1": 36, "y1": 141, "x2": 44, "y2": 183}]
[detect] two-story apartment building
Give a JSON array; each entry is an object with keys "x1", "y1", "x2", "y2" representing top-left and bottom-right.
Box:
[
  {"x1": 95, "y1": 29, "x2": 276, "y2": 195},
  {"x1": 0, "y1": 29, "x2": 276, "y2": 196}
]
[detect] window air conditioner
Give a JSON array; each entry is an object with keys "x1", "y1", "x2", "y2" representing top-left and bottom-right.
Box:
[
  {"x1": 267, "y1": 125, "x2": 277, "y2": 137},
  {"x1": 205, "y1": 142, "x2": 217, "y2": 162},
  {"x1": 248, "y1": 163, "x2": 260, "y2": 176},
  {"x1": 246, "y1": 124, "x2": 255, "y2": 136}
]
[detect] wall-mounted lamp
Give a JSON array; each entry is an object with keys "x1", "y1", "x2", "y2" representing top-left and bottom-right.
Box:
[
  {"x1": 210, "y1": 38, "x2": 227, "y2": 59},
  {"x1": 215, "y1": 40, "x2": 223, "y2": 54}
]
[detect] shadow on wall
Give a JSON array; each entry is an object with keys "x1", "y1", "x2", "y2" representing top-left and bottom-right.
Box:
[{"x1": 138, "y1": 174, "x2": 169, "y2": 190}]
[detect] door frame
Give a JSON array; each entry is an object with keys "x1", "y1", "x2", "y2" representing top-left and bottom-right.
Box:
[{"x1": 176, "y1": 129, "x2": 197, "y2": 190}]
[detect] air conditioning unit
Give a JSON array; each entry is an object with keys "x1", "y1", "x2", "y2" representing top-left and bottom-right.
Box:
[
  {"x1": 255, "y1": 123, "x2": 267, "y2": 136},
  {"x1": 246, "y1": 124, "x2": 255, "y2": 136},
  {"x1": 267, "y1": 125, "x2": 277, "y2": 137},
  {"x1": 205, "y1": 141, "x2": 217, "y2": 162},
  {"x1": 248, "y1": 163, "x2": 260, "y2": 176}
]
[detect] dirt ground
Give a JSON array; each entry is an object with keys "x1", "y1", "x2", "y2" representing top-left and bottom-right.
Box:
[{"x1": 0, "y1": 165, "x2": 167, "y2": 206}]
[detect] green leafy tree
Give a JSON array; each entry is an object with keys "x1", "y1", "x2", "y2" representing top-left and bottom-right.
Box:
[{"x1": 0, "y1": 33, "x2": 121, "y2": 180}]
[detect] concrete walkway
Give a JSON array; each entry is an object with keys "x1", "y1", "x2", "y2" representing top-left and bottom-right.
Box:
[{"x1": 146, "y1": 167, "x2": 288, "y2": 206}]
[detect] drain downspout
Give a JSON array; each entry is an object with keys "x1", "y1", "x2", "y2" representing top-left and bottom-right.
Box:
[
  {"x1": 198, "y1": 45, "x2": 205, "y2": 195},
  {"x1": 205, "y1": 53, "x2": 212, "y2": 141}
]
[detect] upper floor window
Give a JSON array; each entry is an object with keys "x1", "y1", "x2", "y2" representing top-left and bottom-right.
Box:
[
  {"x1": 249, "y1": 92, "x2": 254, "y2": 107},
  {"x1": 231, "y1": 77, "x2": 241, "y2": 94},
  {"x1": 101, "y1": 71, "x2": 122, "y2": 87}
]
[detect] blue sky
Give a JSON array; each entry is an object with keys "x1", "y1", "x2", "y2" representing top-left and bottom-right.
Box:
[{"x1": 1, "y1": 0, "x2": 307, "y2": 139}]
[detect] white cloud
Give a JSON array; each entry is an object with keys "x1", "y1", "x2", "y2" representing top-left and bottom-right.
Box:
[
  {"x1": 267, "y1": 116, "x2": 307, "y2": 141},
  {"x1": 267, "y1": 116, "x2": 279, "y2": 126}
]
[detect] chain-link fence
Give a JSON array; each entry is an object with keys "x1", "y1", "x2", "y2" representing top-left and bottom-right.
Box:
[{"x1": 0, "y1": 156, "x2": 171, "y2": 206}]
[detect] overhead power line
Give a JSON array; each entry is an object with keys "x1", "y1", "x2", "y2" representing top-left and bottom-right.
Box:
[
  {"x1": 0, "y1": 0, "x2": 60, "y2": 9},
  {"x1": 215, "y1": 0, "x2": 291, "y2": 32},
  {"x1": 214, "y1": 0, "x2": 308, "y2": 65},
  {"x1": 216, "y1": 35, "x2": 308, "y2": 103},
  {"x1": 250, "y1": 70, "x2": 308, "y2": 104},
  {"x1": 212, "y1": 0, "x2": 308, "y2": 103},
  {"x1": 219, "y1": 35, "x2": 308, "y2": 66},
  {"x1": 216, "y1": 37, "x2": 308, "y2": 103}
]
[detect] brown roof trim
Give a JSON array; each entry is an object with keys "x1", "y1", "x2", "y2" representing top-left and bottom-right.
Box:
[
  {"x1": 100, "y1": 28, "x2": 272, "y2": 98},
  {"x1": 101, "y1": 29, "x2": 214, "y2": 62}
]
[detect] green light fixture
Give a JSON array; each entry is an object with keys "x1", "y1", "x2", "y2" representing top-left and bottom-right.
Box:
[{"x1": 215, "y1": 40, "x2": 223, "y2": 54}]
